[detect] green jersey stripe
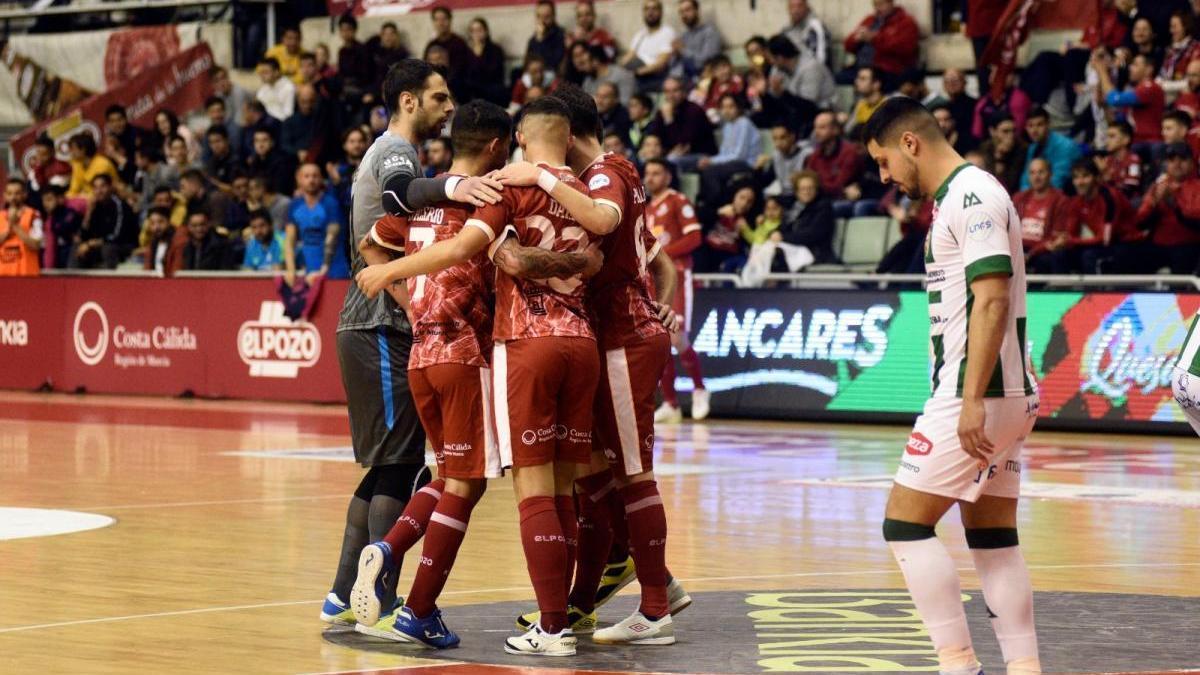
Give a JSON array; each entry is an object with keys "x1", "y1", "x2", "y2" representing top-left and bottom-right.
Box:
[
  {"x1": 929, "y1": 290, "x2": 942, "y2": 303},
  {"x1": 965, "y1": 254, "x2": 1013, "y2": 285},
  {"x1": 955, "y1": 287, "x2": 1009, "y2": 398},
  {"x1": 1017, "y1": 316, "x2": 1034, "y2": 395},
  {"x1": 933, "y1": 163, "x2": 972, "y2": 206},
  {"x1": 1180, "y1": 313, "x2": 1200, "y2": 376},
  {"x1": 932, "y1": 334, "x2": 945, "y2": 392}
]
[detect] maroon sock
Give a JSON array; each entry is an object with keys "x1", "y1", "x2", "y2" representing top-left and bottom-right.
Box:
[
  {"x1": 567, "y1": 472, "x2": 615, "y2": 612},
  {"x1": 382, "y1": 478, "x2": 444, "y2": 563},
  {"x1": 606, "y1": 487, "x2": 630, "y2": 559},
  {"x1": 555, "y1": 495, "x2": 578, "y2": 600},
  {"x1": 680, "y1": 346, "x2": 704, "y2": 390},
  {"x1": 518, "y1": 496, "x2": 568, "y2": 632},
  {"x1": 404, "y1": 492, "x2": 474, "y2": 618},
  {"x1": 660, "y1": 356, "x2": 679, "y2": 406},
  {"x1": 620, "y1": 480, "x2": 669, "y2": 618}
]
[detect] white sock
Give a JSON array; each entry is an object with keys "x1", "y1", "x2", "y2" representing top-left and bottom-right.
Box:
[
  {"x1": 971, "y1": 545, "x2": 1039, "y2": 665},
  {"x1": 888, "y1": 537, "x2": 974, "y2": 653}
]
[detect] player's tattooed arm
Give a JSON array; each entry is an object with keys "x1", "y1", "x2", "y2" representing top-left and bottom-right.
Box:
[
  {"x1": 356, "y1": 235, "x2": 408, "y2": 310},
  {"x1": 493, "y1": 237, "x2": 603, "y2": 280}
]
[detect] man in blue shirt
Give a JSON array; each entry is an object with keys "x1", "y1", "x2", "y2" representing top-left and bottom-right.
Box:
[
  {"x1": 242, "y1": 208, "x2": 285, "y2": 270},
  {"x1": 284, "y1": 162, "x2": 349, "y2": 284},
  {"x1": 1018, "y1": 106, "x2": 1081, "y2": 191},
  {"x1": 697, "y1": 93, "x2": 763, "y2": 221}
]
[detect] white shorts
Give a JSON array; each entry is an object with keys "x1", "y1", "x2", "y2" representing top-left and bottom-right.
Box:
[
  {"x1": 1172, "y1": 367, "x2": 1200, "y2": 436},
  {"x1": 894, "y1": 394, "x2": 1039, "y2": 502}
]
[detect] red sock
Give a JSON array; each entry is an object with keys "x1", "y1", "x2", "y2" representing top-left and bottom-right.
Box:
[
  {"x1": 620, "y1": 480, "x2": 669, "y2": 618},
  {"x1": 404, "y1": 492, "x2": 474, "y2": 617},
  {"x1": 555, "y1": 495, "x2": 578, "y2": 600},
  {"x1": 660, "y1": 356, "x2": 678, "y2": 406},
  {"x1": 606, "y1": 487, "x2": 630, "y2": 559},
  {"x1": 518, "y1": 496, "x2": 568, "y2": 632},
  {"x1": 382, "y1": 478, "x2": 444, "y2": 563},
  {"x1": 680, "y1": 346, "x2": 704, "y2": 390},
  {"x1": 568, "y1": 472, "x2": 615, "y2": 612}
]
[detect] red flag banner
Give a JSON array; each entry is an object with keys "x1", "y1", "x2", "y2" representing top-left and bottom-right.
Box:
[
  {"x1": 0, "y1": 41, "x2": 92, "y2": 122},
  {"x1": 982, "y1": 0, "x2": 1101, "y2": 99},
  {"x1": 9, "y1": 42, "x2": 214, "y2": 178}
]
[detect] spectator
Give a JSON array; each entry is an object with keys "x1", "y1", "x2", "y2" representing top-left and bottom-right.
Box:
[
  {"x1": 628, "y1": 93, "x2": 656, "y2": 150},
  {"x1": 672, "y1": 0, "x2": 722, "y2": 81},
  {"x1": 133, "y1": 146, "x2": 173, "y2": 212},
  {"x1": 227, "y1": 171, "x2": 252, "y2": 233},
  {"x1": 1122, "y1": 16, "x2": 1163, "y2": 67},
  {"x1": 245, "y1": 128, "x2": 297, "y2": 196},
  {"x1": 1013, "y1": 158, "x2": 1072, "y2": 273},
  {"x1": 526, "y1": 0, "x2": 567, "y2": 74},
  {"x1": 595, "y1": 82, "x2": 633, "y2": 149},
  {"x1": 760, "y1": 123, "x2": 811, "y2": 198},
  {"x1": 603, "y1": 131, "x2": 632, "y2": 160},
  {"x1": 366, "y1": 23, "x2": 410, "y2": 106},
  {"x1": 1100, "y1": 120, "x2": 1144, "y2": 197},
  {"x1": 423, "y1": 44, "x2": 461, "y2": 100},
  {"x1": 200, "y1": 97, "x2": 243, "y2": 163},
  {"x1": 284, "y1": 163, "x2": 348, "y2": 284},
  {"x1": 582, "y1": 45, "x2": 636, "y2": 104},
  {"x1": 847, "y1": 66, "x2": 888, "y2": 133},
  {"x1": 204, "y1": 127, "x2": 239, "y2": 193},
  {"x1": 785, "y1": 0, "x2": 831, "y2": 68},
  {"x1": 510, "y1": 55, "x2": 557, "y2": 114},
  {"x1": 1173, "y1": 60, "x2": 1200, "y2": 119},
  {"x1": 39, "y1": 185, "x2": 80, "y2": 270},
  {"x1": 767, "y1": 33, "x2": 835, "y2": 110},
  {"x1": 638, "y1": 134, "x2": 665, "y2": 164},
  {"x1": 1098, "y1": 52, "x2": 1164, "y2": 145},
  {"x1": 150, "y1": 109, "x2": 198, "y2": 166},
  {"x1": 243, "y1": 208, "x2": 286, "y2": 271},
  {"x1": 621, "y1": 0, "x2": 677, "y2": 93},
  {"x1": 972, "y1": 72, "x2": 1032, "y2": 141},
  {"x1": 103, "y1": 133, "x2": 137, "y2": 187},
  {"x1": 337, "y1": 14, "x2": 372, "y2": 105},
  {"x1": 1160, "y1": 10, "x2": 1200, "y2": 91},
  {"x1": 0, "y1": 178, "x2": 43, "y2": 276},
  {"x1": 180, "y1": 169, "x2": 236, "y2": 233},
  {"x1": 256, "y1": 57, "x2": 296, "y2": 122},
  {"x1": 29, "y1": 136, "x2": 72, "y2": 202},
  {"x1": 1117, "y1": 142, "x2": 1200, "y2": 273},
  {"x1": 151, "y1": 185, "x2": 187, "y2": 227},
  {"x1": 283, "y1": 84, "x2": 320, "y2": 162},
  {"x1": 1063, "y1": 157, "x2": 1136, "y2": 273},
  {"x1": 424, "y1": 138, "x2": 454, "y2": 177},
  {"x1": 426, "y1": 7, "x2": 470, "y2": 81},
  {"x1": 963, "y1": 0, "x2": 1007, "y2": 90},
  {"x1": 104, "y1": 105, "x2": 146, "y2": 164},
  {"x1": 240, "y1": 99, "x2": 281, "y2": 161},
  {"x1": 70, "y1": 174, "x2": 136, "y2": 268},
  {"x1": 703, "y1": 184, "x2": 756, "y2": 272},
  {"x1": 692, "y1": 54, "x2": 744, "y2": 122},
  {"x1": 655, "y1": 76, "x2": 717, "y2": 172},
  {"x1": 298, "y1": 51, "x2": 339, "y2": 100},
  {"x1": 463, "y1": 18, "x2": 508, "y2": 106},
  {"x1": 979, "y1": 112, "x2": 1027, "y2": 194},
  {"x1": 67, "y1": 133, "x2": 118, "y2": 199},
  {"x1": 779, "y1": 170, "x2": 836, "y2": 265},
  {"x1": 697, "y1": 94, "x2": 762, "y2": 210},
  {"x1": 166, "y1": 135, "x2": 199, "y2": 177},
  {"x1": 839, "y1": 0, "x2": 919, "y2": 90},
  {"x1": 875, "y1": 184, "x2": 931, "y2": 273},
  {"x1": 181, "y1": 211, "x2": 234, "y2": 271},
  {"x1": 210, "y1": 65, "x2": 251, "y2": 127},
  {"x1": 1022, "y1": 0, "x2": 1127, "y2": 106},
  {"x1": 326, "y1": 127, "x2": 368, "y2": 217},
  {"x1": 928, "y1": 69, "x2": 977, "y2": 144},
  {"x1": 932, "y1": 104, "x2": 977, "y2": 155},
  {"x1": 741, "y1": 194, "x2": 783, "y2": 243},
  {"x1": 804, "y1": 111, "x2": 870, "y2": 217},
  {"x1": 897, "y1": 68, "x2": 937, "y2": 106},
  {"x1": 1162, "y1": 109, "x2": 1200, "y2": 160},
  {"x1": 1019, "y1": 106, "x2": 1082, "y2": 190},
  {"x1": 569, "y1": 0, "x2": 616, "y2": 60},
  {"x1": 247, "y1": 176, "x2": 290, "y2": 231},
  {"x1": 141, "y1": 206, "x2": 182, "y2": 276},
  {"x1": 265, "y1": 26, "x2": 304, "y2": 84}
]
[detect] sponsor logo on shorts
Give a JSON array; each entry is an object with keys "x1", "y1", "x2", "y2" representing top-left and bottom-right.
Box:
[
  {"x1": 568, "y1": 428, "x2": 591, "y2": 444},
  {"x1": 1005, "y1": 460, "x2": 1021, "y2": 474},
  {"x1": 443, "y1": 442, "x2": 471, "y2": 456},
  {"x1": 905, "y1": 432, "x2": 933, "y2": 456},
  {"x1": 973, "y1": 465, "x2": 998, "y2": 483},
  {"x1": 554, "y1": 424, "x2": 568, "y2": 440},
  {"x1": 520, "y1": 426, "x2": 557, "y2": 445},
  {"x1": 898, "y1": 460, "x2": 920, "y2": 473},
  {"x1": 419, "y1": 555, "x2": 433, "y2": 566},
  {"x1": 603, "y1": 447, "x2": 617, "y2": 461},
  {"x1": 534, "y1": 534, "x2": 566, "y2": 543},
  {"x1": 1025, "y1": 398, "x2": 1040, "y2": 416},
  {"x1": 643, "y1": 433, "x2": 655, "y2": 451}
]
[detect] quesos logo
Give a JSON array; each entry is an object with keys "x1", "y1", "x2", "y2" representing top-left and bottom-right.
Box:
[{"x1": 237, "y1": 301, "x2": 321, "y2": 378}]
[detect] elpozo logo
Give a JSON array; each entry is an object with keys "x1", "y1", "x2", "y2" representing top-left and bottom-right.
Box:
[
  {"x1": 237, "y1": 301, "x2": 321, "y2": 378},
  {"x1": 73, "y1": 301, "x2": 109, "y2": 366}
]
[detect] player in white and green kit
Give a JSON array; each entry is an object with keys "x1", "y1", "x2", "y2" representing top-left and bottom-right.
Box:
[
  {"x1": 1174, "y1": 311, "x2": 1200, "y2": 434},
  {"x1": 864, "y1": 98, "x2": 1041, "y2": 675}
]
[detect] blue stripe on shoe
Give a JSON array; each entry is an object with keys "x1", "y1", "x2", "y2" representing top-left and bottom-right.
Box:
[{"x1": 377, "y1": 328, "x2": 395, "y2": 430}]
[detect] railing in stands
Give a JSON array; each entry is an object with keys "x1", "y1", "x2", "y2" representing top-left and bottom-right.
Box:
[
  {"x1": 0, "y1": 0, "x2": 282, "y2": 39},
  {"x1": 694, "y1": 273, "x2": 1200, "y2": 291}
]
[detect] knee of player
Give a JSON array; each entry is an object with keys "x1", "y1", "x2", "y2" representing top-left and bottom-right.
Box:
[
  {"x1": 881, "y1": 518, "x2": 937, "y2": 542},
  {"x1": 963, "y1": 527, "x2": 1019, "y2": 549}
]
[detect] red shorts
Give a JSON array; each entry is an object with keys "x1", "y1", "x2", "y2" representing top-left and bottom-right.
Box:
[
  {"x1": 594, "y1": 332, "x2": 670, "y2": 478},
  {"x1": 493, "y1": 336, "x2": 599, "y2": 469},
  {"x1": 410, "y1": 363, "x2": 502, "y2": 479},
  {"x1": 671, "y1": 267, "x2": 694, "y2": 334}
]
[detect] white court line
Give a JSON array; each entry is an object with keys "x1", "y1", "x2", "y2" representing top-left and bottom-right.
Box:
[
  {"x1": 297, "y1": 664, "x2": 466, "y2": 675},
  {"x1": 80, "y1": 494, "x2": 350, "y2": 511},
  {"x1": 2, "y1": 562, "x2": 1198, "y2": 636}
]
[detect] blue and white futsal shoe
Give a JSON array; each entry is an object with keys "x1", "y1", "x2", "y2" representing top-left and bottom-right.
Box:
[
  {"x1": 319, "y1": 592, "x2": 355, "y2": 626},
  {"x1": 387, "y1": 606, "x2": 461, "y2": 649},
  {"x1": 350, "y1": 541, "x2": 394, "y2": 626}
]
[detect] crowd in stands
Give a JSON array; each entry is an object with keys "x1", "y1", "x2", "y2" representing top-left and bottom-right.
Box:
[{"x1": 3, "y1": 0, "x2": 1200, "y2": 280}]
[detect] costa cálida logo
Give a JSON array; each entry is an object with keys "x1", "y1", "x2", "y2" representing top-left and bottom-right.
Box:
[
  {"x1": 237, "y1": 301, "x2": 321, "y2": 378},
  {"x1": 72, "y1": 300, "x2": 197, "y2": 368}
]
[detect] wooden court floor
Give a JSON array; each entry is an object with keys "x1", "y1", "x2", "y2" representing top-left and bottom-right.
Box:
[{"x1": 0, "y1": 391, "x2": 1197, "y2": 675}]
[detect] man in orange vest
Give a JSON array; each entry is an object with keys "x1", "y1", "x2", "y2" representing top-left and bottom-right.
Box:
[{"x1": 0, "y1": 178, "x2": 43, "y2": 277}]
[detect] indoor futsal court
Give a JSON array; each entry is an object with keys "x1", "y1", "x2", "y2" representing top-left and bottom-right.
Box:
[{"x1": 1, "y1": 391, "x2": 1196, "y2": 674}]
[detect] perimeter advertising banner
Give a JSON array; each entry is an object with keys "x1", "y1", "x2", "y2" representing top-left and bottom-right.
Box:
[{"x1": 680, "y1": 289, "x2": 1199, "y2": 430}]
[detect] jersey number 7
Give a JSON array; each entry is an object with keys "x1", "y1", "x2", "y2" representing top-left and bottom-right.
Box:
[{"x1": 407, "y1": 225, "x2": 436, "y2": 301}]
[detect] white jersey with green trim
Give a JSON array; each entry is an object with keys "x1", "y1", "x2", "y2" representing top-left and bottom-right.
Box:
[
  {"x1": 925, "y1": 163, "x2": 1036, "y2": 399},
  {"x1": 1177, "y1": 311, "x2": 1200, "y2": 376}
]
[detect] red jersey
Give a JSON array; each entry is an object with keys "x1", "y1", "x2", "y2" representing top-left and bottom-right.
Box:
[
  {"x1": 467, "y1": 164, "x2": 596, "y2": 343},
  {"x1": 1012, "y1": 187, "x2": 1068, "y2": 255},
  {"x1": 1174, "y1": 91, "x2": 1200, "y2": 121},
  {"x1": 1064, "y1": 186, "x2": 1136, "y2": 247},
  {"x1": 370, "y1": 200, "x2": 494, "y2": 371},
  {"x1": 1128, "y1": 80, "x2": 1165, "y2": 144},
  {"x1": 581, "y1": 152, "x2": 668, "y2": 350},
  {"x1": 1136, "y1": 177, "x2": 1200, "y2": 247},
  {"x1": 646, "y1": 189, "x2": 701, "y2": 270},
  {"x1": 1102, "y1": 149, "x2": 1142, "y2": 196}
]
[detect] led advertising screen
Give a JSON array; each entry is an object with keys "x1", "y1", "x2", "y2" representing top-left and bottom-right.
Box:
[{"x1": 679, "y1": 289, "x2": 1199, "y2": 432}]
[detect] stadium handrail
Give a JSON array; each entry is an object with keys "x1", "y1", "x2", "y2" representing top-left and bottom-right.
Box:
[
  {"x1": 694, "y1": 273, "x2": 1200, "y2": 291},
  {"x1": 0, "y1": 0, "x2": 280, "y2": 20}
]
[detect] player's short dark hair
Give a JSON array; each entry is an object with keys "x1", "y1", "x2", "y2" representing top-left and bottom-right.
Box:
[
  {"x1": 1110, "y1": 120, "x2": 1133, "y2": 139},
  {"x1": 1027, "y1": 106, "x2": 1050, "y2": 122},
  {"x1": 105, "y1": 104, "x2": 127, "y2": 119},
  {"x1": 1165, "y1": 109, "x2": 1193, "y2": 127},
  {"x1": 861, "y1": 96, "x2": 942, "y2": 147},
  {"x1": 521, "y1": 94, "x2": 572, "y2": 124},
  {"x1": 338, "y1": 13, "x2": 357, "y2": 30},
  {"x1": 550, "y1": 81, "x2": 602, "y2": 140},
  {"x1": 1071, "y1": 157, "x2": 1099, "y2": 176},
  {"x1": 766, "y1": 34, "x2": 799, "y2": 60},
  {"x1": 450, "y1": 99, "x2": 512, "y2": 157},
  {"x1": 259, "y1": 57, "x2": 281, "y2": 71},
  {"x1": 147, "y1": 206, "x2": 171, "y2": 221},
  {"x1": 180, "y1": 168, "x2": 205, "y2": 185},
  {"x1": 382, "y1": 58, "x2": 437, "y2": 116},
  {"x1": 247, "y1": 208, "x2": 272, "y2": 225}
]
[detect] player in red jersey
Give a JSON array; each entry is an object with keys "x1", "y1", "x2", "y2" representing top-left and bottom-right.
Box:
[
  {"x1": 497, "y1": 82, "x2": 688, "y2": 647},
  {"x1": 642, "y1": 158, "x2": 709, "y2": 423},
  {"x1": 358, "y1": 97, "x2": 603, "y2": 657}
]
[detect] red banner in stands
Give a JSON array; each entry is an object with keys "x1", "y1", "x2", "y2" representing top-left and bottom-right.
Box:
[
  {"x1": 9, "y1": 42, "x2": 214, "y2": 178},
  {"x1": 0, "y1": 277, "x2": 348, "y2": 403},
  {"x1": 328, "y1": 0, "x2": 536, "y2": 17}
]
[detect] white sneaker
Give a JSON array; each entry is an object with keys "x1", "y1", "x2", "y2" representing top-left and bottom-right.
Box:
[
  {"x1": 592, "y1": 611, "x2": 675, "y2": 645},
  {"x1": 667, "y1": 576, "x2": 692, "y2": 615},
  {"x1": 690, "y1": 389, "x2": 710, "y2": 420},
  {"x1": 504, "y1": 624, "x2": 577, "y2": 656},
  {"x1": 653, "y1": 402, "x2": 682, "y2": 423}
]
